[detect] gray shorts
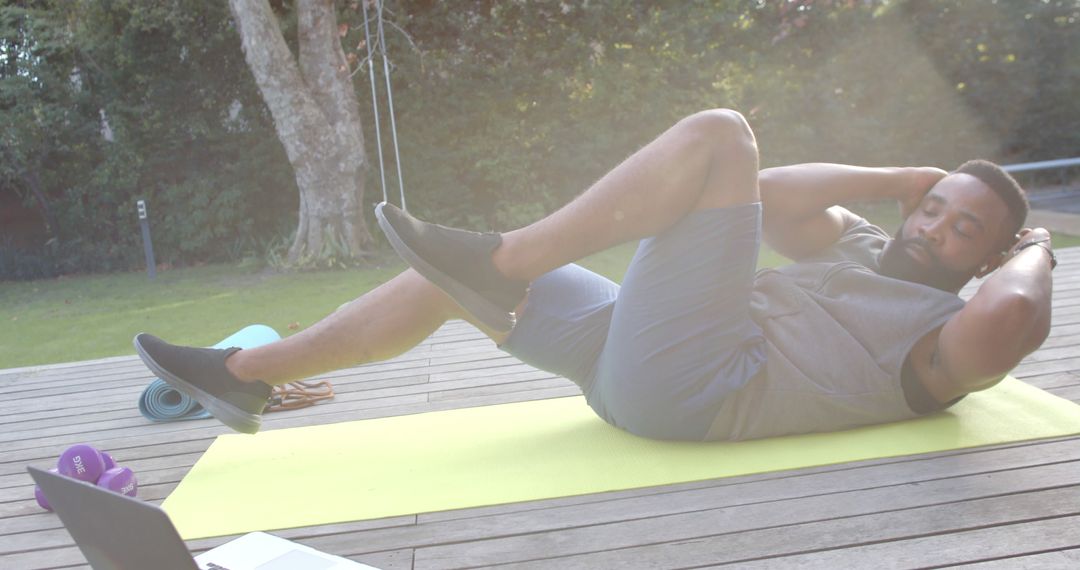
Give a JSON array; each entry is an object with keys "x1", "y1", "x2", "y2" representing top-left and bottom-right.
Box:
[{"x1": 500, "y1": 203, "x2": 767, "y2": 441}]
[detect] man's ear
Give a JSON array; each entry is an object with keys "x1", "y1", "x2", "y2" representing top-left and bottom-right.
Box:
[{"x1": 977, "y1": 230, "x2": 1024, "y2": 278}]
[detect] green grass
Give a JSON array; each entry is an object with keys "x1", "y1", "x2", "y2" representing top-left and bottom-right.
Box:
[
  {"x1": 0, "y1": 222, "x2": 1072, "y2": 369},
  {"x1": 0, "y1": 257, "x2": 407, "y2": 369},
  {"x1": 1049, "y1": 233, "x2": 1080, "y2": 249}
]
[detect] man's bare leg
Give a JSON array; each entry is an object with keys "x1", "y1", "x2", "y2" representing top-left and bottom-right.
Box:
[
  {"x1": 494, "y1": 109, "x2": 761, "y2": 282},
  {"x1": 216, "y1": 108, "x2": 760, "y2": 386},
  {"x1": 224, "y1": 269, "x2": 504, "y2": 385}
]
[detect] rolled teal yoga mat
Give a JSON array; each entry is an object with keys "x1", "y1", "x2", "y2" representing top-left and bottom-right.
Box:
[
  {"x1": 138, "y1": 325, "x2": 281, "y2": 422},
  {"x1": 163, "y1": 377, "x2": 1080, "y2": 540}
]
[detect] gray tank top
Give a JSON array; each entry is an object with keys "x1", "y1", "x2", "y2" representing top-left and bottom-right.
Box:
[{"x1": 706, "y1": 216, "x2": 966, "y2": 441}]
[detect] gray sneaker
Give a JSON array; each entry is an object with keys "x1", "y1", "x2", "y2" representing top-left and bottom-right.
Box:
[
  {"x1": 133, "y1": 333, "x2": 271, "y2": 434},
  {"x1": 375, "y1": 202, "x2": 527, "y2": 333}
]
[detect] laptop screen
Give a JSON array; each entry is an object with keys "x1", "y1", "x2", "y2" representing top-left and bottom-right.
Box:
[{"x1": 28, "y1": 466, "x2": 199, "y2": 570}]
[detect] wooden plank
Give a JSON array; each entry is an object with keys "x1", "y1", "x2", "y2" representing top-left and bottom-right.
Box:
[
  {"x1": 1048, "y1": 385, "x2": 1080, "y2": 402},
  {"x1": 1013, "y1": 356, "x2": 1080, "y2": 377},
  {"x1": 0, "y1": 368, "x2": 555, "y2": 456},
  {"x1": 0, "y1": 371, "x2": 557, "y2": 446},
  {"x1": 471, "y1": 491, "x2": 1080, "y2": 569},
  {"x1": 0, "y1": 321, "x2": 480, "y2": 391},
  {"x1": 0, "y1": 543, "x2": 415, "y2": 570},
  {"x1": 408, "y1": 462, "x2": 1080, "y2": 569},
  {"x1": 0, "y1": 343, "x2": 489, "y2": 401},
  {"x1": 0, "y1": 370, "x2": 432, "y2": 430},
  {"x1": 0, "y1": 353, "x2": 141, "y2": 380},
  {"x1": 726, "y1": 514, "x2": 1080, "y2": 569},
  {"x1": 0, "y1": 341, "x2": 504, "y2": 407},
  {"x1": 1015, "y1": 371, "x2": 1080, "y2": 391},
  {"x1": 1022, "y1": 342, "x2": 1080, "y2": 363},
  {"x1": 414, "y1": 435, "x2": 1080, "y2": 525},
  {"x1": 0, "y1": 513, "x2": 419, "y2": 569},
  {"x1": 952, "y1": 547, "x2": 1080, "y2": 569},
  {"x1": 0, "y1": 367, "x2": 549, "y2": 444},
  {"x1": 0, "y1": 354, "x2": 533, "y2": 440}
]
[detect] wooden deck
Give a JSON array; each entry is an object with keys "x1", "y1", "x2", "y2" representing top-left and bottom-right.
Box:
[{"x1": 2, "y1": 247, "x2": 1079, "y2": 569}]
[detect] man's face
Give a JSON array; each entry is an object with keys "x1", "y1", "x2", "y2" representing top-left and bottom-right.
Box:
[{"x1": 879, "y1": 173, "x2": 1014, "y2": 292}]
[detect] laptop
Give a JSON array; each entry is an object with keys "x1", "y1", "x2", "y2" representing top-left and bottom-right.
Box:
[{"x1": 28, "y1": 466, "x2": 379, "y2": 570}]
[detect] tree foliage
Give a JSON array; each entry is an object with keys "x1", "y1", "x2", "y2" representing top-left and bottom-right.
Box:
[
  {"x1": 1, "y1": 0, "x2": 295, "y2": 278},
  {"x1": 2, "y1": 0, "x2": 1078, "y2": 279},
  {"x1": 373, "y1": 0, "x2": 1079, "y2": 227}
]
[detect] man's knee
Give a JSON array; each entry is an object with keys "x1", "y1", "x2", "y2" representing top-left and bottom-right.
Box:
[
  {"x1": 679, "y1": 109, "x2": 759, "y2": 207},
  {"x1": 680, "y1": 108, "x2": 756, "y2": 151}
]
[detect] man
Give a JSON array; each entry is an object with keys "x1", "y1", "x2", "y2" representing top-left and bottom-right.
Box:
[{"x1": 135, "y1": 109, "x2": 1055, "y2": 440}]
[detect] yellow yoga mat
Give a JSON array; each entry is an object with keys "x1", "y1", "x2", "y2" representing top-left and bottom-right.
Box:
[{"x1": 163, "y1": 377, "x2": 1080, "y2": 539}]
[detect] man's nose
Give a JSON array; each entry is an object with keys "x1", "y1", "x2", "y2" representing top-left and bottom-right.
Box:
[{"x1": 917, "y1": 219, "x2": 945, "y2": 244}]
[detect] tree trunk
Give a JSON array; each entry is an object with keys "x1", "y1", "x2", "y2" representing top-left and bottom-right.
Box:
[
  {"x1": 23, "y1": 165, "x2": 57, "y2": 238},
  {"x1": 228, "y1": 0, "x2": 373, "y2": 265}
]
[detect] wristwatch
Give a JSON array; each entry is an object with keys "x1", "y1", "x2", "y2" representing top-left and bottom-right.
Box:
[{"x1": 1015, "y1": 237, "x2": 1057, "y2": 270}]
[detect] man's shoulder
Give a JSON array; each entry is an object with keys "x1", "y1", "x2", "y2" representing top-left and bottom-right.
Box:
[
  {"x1": 796, "y1": 213, "x2": 890, "y2": 269},
  {"x1": 835, "y1": 210, "x2": 890, "y2": 242}
]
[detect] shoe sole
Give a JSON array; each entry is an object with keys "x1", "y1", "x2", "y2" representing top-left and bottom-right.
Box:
[
  {"x1": 375, "y1": 202, "x2": 514, "y2": 333},
  {"x1": 133, "y1": 335, "x2": 262, "y2": 434}
]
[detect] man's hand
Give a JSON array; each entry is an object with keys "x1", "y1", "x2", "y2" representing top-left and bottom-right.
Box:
[
  {"x1": 898, "y1": 167, "x2": 948, "y2": 219},
  {"x1": 1008, "y1": 228, "x2": 1052, "y2": 256},
  {"x1": 1004, "y1": 227, "x2": 1055, "y2": 270}
]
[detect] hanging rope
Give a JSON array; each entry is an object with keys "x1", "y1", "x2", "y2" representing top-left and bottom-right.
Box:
[
  {"x1": 361, "y1": 3, "x2": 389, "y2": 206},
  {"x1": 362, "y1": 0, "x2": 407, "y2": 210}
]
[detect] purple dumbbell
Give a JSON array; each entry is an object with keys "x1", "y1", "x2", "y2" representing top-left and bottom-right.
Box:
[
  {"x1": 97, "y1": 467, "x2": 138, "y2": 498},
  {"x1": 101, "y1": 451, "x2": 117, "y2": 471},
  {"x1": 57, "y1": 444, "x2": 106, "y2": 483},
  {"x1": 34, "y1": 468, "x2": 60, "y2": 511}
]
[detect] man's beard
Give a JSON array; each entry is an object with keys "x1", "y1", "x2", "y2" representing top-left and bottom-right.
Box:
[{"x1": 878, "y1": 230, "x2": 972, "y2": 292}]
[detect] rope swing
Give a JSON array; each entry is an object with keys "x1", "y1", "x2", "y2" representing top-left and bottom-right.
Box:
[{"x1": 361, "y1": 0, "x2": 407, "y2": 211}]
